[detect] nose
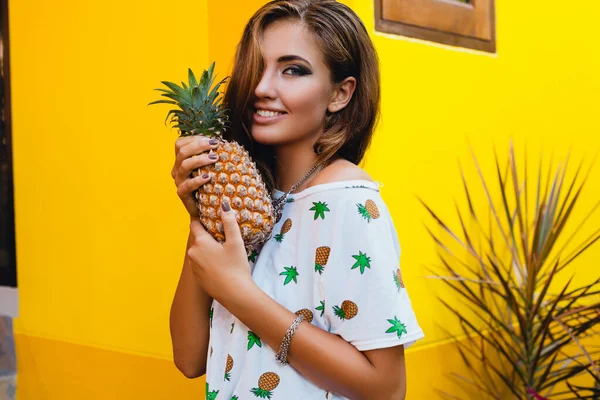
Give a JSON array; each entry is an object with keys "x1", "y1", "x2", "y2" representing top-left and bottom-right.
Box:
[{"x1": 254, "y1": 69, "x2": 277, "y2": 100}]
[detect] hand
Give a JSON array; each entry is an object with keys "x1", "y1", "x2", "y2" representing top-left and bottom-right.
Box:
[
  {"x1": 187, "y1": 201, "x2": 254, "y2": 302},
  {"x1": 171, "y1": 136, "x2": 220, "y2": 218}
]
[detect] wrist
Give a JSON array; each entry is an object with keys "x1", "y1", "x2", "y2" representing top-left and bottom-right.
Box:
[{"x1": 217, "y1": 276, "x2": 259, "y2": 314}]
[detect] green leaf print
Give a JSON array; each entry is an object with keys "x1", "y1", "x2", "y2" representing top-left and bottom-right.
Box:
[
  {"x1": 248, "y1": 249, "x2": 259, "y2": 263},
  {"x1": 231, "y1": 396, "x2": 239, "y2": 400},
  {"x1": 209, "y1": 307, "x2": 214, "y2": 328},
  {"x1": 231, "y1": 321, "x2": 235, "y2": 334},
  {"x1": 351, "y1": 251, "x2": 371, "y2": 274},
  {"x1": 309, "y1": 201, "x2": 330, "y2": 220},
  {"x1": 386, "y1": 316, "x2": 408, "y2": 338},
  {"x1": 206, "y1": 383, "x2": 219, "y2": 400},
  {"x1": 314, "y1": 263, "x2": 324, "y2": 274},
  {"x1": 315, "y1": 301, "x2": 325, "y2": 317},
  {"x1": 280, "y1": 266, "x2": 299, "y2": 285},
  {"x1": 248, "y1": 331, "x2": 263, "y2": 350}
]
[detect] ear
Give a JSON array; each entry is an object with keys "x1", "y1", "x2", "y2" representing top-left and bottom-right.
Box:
[{"x1": 327, "y1": 76, "x2": 356, "y2": 114}]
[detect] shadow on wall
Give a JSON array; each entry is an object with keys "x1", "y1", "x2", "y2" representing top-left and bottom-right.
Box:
[{"x1": 0, "y1": 316, "x2": 15, "y2": 400}]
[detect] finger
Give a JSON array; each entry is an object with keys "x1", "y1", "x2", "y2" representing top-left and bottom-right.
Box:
[
  {"x1": 177, "y1": 174, "x2": 211, "y2": 198},
  {"x1": 189, "y1": 218, "x2": 212, "y2": 242},
  {"x1": 175, "y1": 137, "x2": 220, "y2": 167},
  {"x1": 174, "y1": 136, "x2": 196, "y2": 154},
  {"x1": 220, "y1": 200, "x2": 243, "y2": 247},
  {"x1": 180, "y1": 152, "x2": 219, "y2": 178}
]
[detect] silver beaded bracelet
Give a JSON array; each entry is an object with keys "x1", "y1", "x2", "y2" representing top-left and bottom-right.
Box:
[{"x1": 275, "y1": 315, "x2": 304, "y2": 365}]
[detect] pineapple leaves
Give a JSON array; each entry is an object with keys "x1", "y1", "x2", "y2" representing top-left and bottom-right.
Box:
[
  {"x1": 149, "y1": 62, "x2": 230, "y2": 137},
  {"x1": 188, "y1": 68, "x2": 198, "y2": 88}
]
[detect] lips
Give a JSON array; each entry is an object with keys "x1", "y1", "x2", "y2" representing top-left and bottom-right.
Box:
[{"x1": 252, "y1": 109, "x2": 287, "y2": 125}]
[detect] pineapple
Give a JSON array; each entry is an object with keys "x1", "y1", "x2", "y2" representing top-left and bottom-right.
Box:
[
  {"x1": 295, "y1": 308, "x2": 314, "y2": 323},
  {"x1": 333, "y1": 300, "x2": 359, "y2": 320},
  {"x1": 357, "y1": 199, "x2": 380, "y2": 222},
  {"x1": 251, "y1": 372, "x2": 280, "y2": 398},
  {"x1": 150, "y1": 62, "x2": 274, "y2": 247},
  {"x1": 315, "y1": 246, "x2": 331, "y2": 274},
  {"x1": 394, "y1": 268, "x2": 405, "y2": 290},
  {"x1": 274, "y1": 218, "x2": 292, "y2": 242},
  {"x1": 224, "y1": 354, "x2": 234, "y2": 381}
]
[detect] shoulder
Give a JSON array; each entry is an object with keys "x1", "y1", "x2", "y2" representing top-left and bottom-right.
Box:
[{"x1": 309, "y1": 158, "x2": 372, "y2": 187}]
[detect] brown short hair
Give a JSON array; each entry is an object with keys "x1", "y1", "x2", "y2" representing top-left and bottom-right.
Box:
[{"x1": 223, "y1": 0, "x2": 381, "y2": 191}]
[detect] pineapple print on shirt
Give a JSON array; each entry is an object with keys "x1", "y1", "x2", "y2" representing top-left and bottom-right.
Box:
[
  {"x1": 386, "y1": 316, "x2": 408, "y2": 338},
  {"x1": 204, "y1": 183, "x2": 425, "y2": 400},
  {"x1": 351, "y1": 251, "x2": 371, "y2": 274},
  {"x1": 295, "y1": 308, "x2": 314, "y2": 323},
  {"x1": 280, "y1": 266, "x2": 299, "y2": 285},
  {"x1": 224, "y1": 354, "x2": 234, "y2": 381},
  {"x1": 315, "y1": 301, "x2": 325, "y2": 317},
  {"x1": 393, "y1": 268, "x2": 405, "y2": 291},
  {"x1": 251, "y1": 372, "x2": 280, "y2": 399},
  {"x1": 274, "y1": 218, "x2": 292, "y2": 242},
  {"x1": 333, "y1": 300, "x2": 359, "y2": 320},
  {"x1": 314, "y1": 246, "x2": 330, "y2": 275},
  {"x1": 248, "y1": 331, "x2": 262, "y2": 350},
  {"x1": 310, "y1": 201, "x2": 330, "y2": 220},
  {"x1": 206, "y1": 383, "x2": 218, "y2": 400},
  {"x1": 356, "y1": 199, "x2": 380, "y2": 222}
]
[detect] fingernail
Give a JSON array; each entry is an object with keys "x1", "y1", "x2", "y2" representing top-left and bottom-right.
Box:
[
  {"x1": 202, "y1": 174, "x2": 209, "y2": 179},
  {"x1": 221, "y1": 201, "x2": 230, "y2": 212},
  {"x1": 208, "y1": 139, "x2": 219, "y2": 145},
  {"x1": 209, "y1": 153, "x2": 218, "y2": 160}
]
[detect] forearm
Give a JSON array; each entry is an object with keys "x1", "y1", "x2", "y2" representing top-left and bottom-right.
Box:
[
  {"x1": 170, "y1": 230, "x2": 213, "y2": 378},
  {"x1": 219, "y1": 282, "x2": 395, "y2": 400}
]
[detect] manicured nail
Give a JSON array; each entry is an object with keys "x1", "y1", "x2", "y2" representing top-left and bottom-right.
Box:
[
  {"x1": 222, "y1": 201, "x2": 230, "y2": 212},
  {"x1": 209, "y1": 139, "x2": 219, "y2": 145},
  {"x1": 208, "y1": 153, "x2": 218, "y2": 160},
  {"x1": 202, "y1": 174, "x2": 209, "y2": 179}
]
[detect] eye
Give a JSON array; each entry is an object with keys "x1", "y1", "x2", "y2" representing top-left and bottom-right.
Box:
[{"x1": 283, "y1": 66, "x2": 309, "y2": 76}]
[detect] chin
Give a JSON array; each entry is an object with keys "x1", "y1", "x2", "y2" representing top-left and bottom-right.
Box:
[{"x1": 250, "y1": 125, "x2": 289, "y2": 146}]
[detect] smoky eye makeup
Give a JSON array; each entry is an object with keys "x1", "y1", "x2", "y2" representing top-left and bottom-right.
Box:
[{"x1": 283, "y1": 65, "x2": 312, "y2": 76}]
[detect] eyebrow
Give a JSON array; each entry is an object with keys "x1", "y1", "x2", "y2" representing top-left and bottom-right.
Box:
[{"x1": 277, "y1": 55, "x2": 312, "y2": 66}]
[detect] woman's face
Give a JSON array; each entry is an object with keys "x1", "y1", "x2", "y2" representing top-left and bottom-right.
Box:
[{"x1": 248, "y1": 20, "x2": 335, "y2": 149}]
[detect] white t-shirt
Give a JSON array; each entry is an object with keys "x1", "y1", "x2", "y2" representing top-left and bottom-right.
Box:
[{"x1": 205, "y1": 180, "x2": 424, "y2": 400}]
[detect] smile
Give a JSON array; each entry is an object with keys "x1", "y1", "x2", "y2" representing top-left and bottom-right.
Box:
[{"x1": 253, "y1": 109, "x2": 287, "y2": 124}]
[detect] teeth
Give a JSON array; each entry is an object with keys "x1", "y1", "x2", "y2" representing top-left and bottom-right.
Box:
[{"x1": 256, "y1": 109, "x2": 283, "y2": 118}]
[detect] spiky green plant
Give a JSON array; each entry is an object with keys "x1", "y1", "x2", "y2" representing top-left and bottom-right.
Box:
[
  {"x1": 421, "y1": 141, "x2": 600, "y2": 399},
  {"x1": 148, "y1": 62, "x2": 229, "y2": 136}
]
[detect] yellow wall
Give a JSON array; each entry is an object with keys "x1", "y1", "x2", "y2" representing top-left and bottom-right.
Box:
[{"x1": 8, "y1": 0, "x2": 600, "y2": 399}]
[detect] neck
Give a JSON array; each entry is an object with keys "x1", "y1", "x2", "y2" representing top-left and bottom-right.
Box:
[{"x1": 275, "y1": 144, "x2": 320, "y2": 193}]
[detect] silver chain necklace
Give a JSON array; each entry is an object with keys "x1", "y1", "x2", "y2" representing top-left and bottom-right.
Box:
[{"x1": 272, "y1": 162, "x2": 325, "y2": 223}]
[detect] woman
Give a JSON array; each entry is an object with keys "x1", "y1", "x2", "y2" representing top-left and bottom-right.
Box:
[{"x1": 169, "y1": 1, "x2": 424, "y2": 399}]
